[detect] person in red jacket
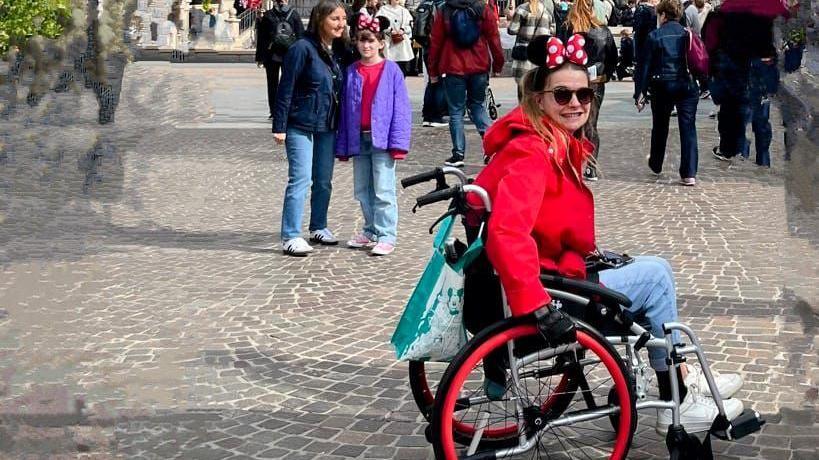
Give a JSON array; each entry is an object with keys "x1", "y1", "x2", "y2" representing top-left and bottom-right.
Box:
[
  {"x1": 467, "y1": 34, "x2": 744, "y2": 434},
  {"x1": 428, "y1": 0, "x2": 505, "y2": 167}
]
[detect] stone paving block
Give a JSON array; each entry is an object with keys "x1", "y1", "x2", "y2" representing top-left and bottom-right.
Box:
[
  {"x1": 224, "y1": 424, "x2": 258, "y2": 438},
  {"x1": 256, "y1": 447, "x2": 293, "y2": 458},
  {"x1": 382, "y1": 422, "x2": 417, "y2": 436},
  {"x1": 233, "y1": 441, "x2": 268, "y2": 456},
  {"x1": 281, "y1": 453, "x2": 317, "y2": 460},
  {"x1": 350, "y1": 419, "x2": 385, "y2": 433},
  {"x1": 395, "y1": 446, "x2": 433, "y2": 459},
  {"x1": 177, "y1": 447, "x2": 236, "y2": 460},
  {"x1": 364, "y1": 445, "x2": 398, "y2": 458},
  {"x1": 758, "y1": 447, "x2": 793, "y2": 460},
  {"x1": 278, "y1": 424, "x2": 316, "y2": 435},
  {"x1": 214, "y1": 437, "x2": 244, "y2": 450},
  {"x1": 305, "y1": 426, "x2": 342, "y2": 440},
  {"x1": 332, "y1": 431, "x2": 370, "y2": 445},
  {"x1": 331, "y1": 444, "x2": 367, "y2": 457},
  {"x1": 793, "y1": 450, "x2": 819, "y2": 460},
  {"x1": 303, "y1": 440, "x2": 341, "y2": 454},
  {"x1": 395, "y1": 434, "x2": 428, "y2": 448},
  {"x1": 275, "y1": 435, "x2": 312, "y2": 450},
  {"x1": 319, "y1": 416, "x2": 356, "y2": 429}
]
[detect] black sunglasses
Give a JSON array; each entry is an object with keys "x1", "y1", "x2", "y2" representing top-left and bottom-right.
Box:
[{"x1": 542, "y1": 86, "x2": 595, "y2": 105}]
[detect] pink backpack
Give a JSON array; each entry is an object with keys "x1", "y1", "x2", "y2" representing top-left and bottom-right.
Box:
[{"x1": 686, "y1": 28, "x2": 710, "y2": 77}]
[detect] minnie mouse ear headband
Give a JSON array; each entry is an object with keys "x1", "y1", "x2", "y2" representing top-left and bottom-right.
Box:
[
  {"x1": 527, "y1": 34, "x2": 589, "y2": 69},
  {"x1": 356, "y1": 14, "x2": 390, "y2": 34}
]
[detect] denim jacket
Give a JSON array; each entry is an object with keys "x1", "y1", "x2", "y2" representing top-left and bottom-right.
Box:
[
  {"x1": 635, "y1": 21, "x2": 689, "y2": 100},
  {"x1": 272, "y1": 34, "x2": 344, "y2": 134}
]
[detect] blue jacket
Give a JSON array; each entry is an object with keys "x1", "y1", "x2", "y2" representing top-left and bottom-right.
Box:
[
  {"x1": 273, "y1": 34, "x2": 344, "y2": 134},
  {"x1": 335, "y1": 60, "x2": 412, "y2": 157},
  {"x1": 635, "y1": 20, "x2": 689, "y2": 100}
]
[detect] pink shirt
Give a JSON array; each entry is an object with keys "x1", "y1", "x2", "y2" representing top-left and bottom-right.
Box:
[{"x1": 357, "y1": 60, "x2": 386, "y2": 131}]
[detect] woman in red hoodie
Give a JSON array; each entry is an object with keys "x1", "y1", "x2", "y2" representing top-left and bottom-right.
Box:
[{"x1": 468, "y1": 34, "x2": 744, "y2": 433}]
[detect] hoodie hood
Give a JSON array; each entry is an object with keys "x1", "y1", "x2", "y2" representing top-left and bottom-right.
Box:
[{"x1": 482, "y1": 106, "x2": 538, "y2": 160}]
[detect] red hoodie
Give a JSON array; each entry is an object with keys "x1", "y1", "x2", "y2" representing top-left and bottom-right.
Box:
[
  {"x1": 468, "y1": 107, "x2": 596, "y2": 317},
  {"x1": 427, "y1": 0, "x2": 505, "y2": 78}
]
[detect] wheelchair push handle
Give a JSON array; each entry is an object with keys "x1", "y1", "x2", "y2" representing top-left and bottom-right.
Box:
[
  {"x1": 416, "y1": 186, "x2": 460, "y2": 208},
  {"x1": 401, "y1": 167, "x2": 468, "y2": 189},
  {"x1": 401, "y1": 168, "x2": 442, "y2": 188}
]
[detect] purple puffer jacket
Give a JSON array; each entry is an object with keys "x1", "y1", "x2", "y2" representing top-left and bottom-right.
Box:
[{"x1": 335, "y1": 60, "x2": 412, "y2": 157}]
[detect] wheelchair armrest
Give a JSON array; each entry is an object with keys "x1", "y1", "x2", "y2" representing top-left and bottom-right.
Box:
[{"x1": 540, "y1": 273, "x2": 632, "y2": 309}]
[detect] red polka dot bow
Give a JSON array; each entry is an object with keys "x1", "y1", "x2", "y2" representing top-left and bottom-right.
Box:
[
  {"x1": 545, "y1": 34, "x2": 589, "y2": 69},
  {"x1": 358, "y1": 14, "x2": 380, "y2": 34}
]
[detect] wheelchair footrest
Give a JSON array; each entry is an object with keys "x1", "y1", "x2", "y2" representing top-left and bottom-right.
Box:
[
  {"x1": 727, "y1": 409, "x2": 765, "y2": 440},
  {"x1": 709, "y1": 409, "x2": 765, "y2": 441}
]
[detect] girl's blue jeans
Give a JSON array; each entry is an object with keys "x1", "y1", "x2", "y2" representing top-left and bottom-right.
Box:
[
  {"x1": 598, "y1": 256, "x2": 682, "y2": 371},
  {"x1": 280, "y1": 128, "x2": 335, "y2": 241},
  {"x1": 353, "y1": 133, "x2": 398, "y2": 244}
]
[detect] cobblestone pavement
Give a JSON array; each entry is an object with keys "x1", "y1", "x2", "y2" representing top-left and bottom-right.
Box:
[{"x1": 0, "y1": 62, "x2": 817, "y2": 459}]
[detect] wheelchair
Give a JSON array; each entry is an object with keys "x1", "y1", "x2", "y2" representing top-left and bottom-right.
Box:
[{"x1": 401, "y1": 167, "x2": 765, "y2": 459}]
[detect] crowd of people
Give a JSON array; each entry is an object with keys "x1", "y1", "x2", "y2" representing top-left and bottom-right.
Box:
[
  {"x1": 256, "y1": 0, "x2": 783, "y2": 257},
  {"x1": 634, "y1": 0, "x2": 781, "y2": 182}
]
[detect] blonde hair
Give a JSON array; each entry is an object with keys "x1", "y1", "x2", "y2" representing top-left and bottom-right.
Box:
[
  {"x1": 566, "y1": 0, "x2": 603, "y2": 33},
  {"x1": 528, "y1": 0, "x2": 541, "y2": 18},
  {"x1": 519, "y1": 64, "x2": 597, "y2": 181}
]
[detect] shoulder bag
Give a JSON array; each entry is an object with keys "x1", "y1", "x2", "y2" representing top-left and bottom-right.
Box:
[
  {"x1": 391, "y1": 9, "x2": 406, "y2": 43},
  {"x1": 511, "y1": 5, "x2": 545, "y2": 61}
]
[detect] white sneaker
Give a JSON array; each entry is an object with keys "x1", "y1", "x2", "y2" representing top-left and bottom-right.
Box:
[
  {"x1": 685, "y1": 365, "x2": 743, "y2": 399},
  {"x1": 656, "y1": 387, "x2": 744, "y2": 435},
  {"x1": 428, "y1": 121, "x2": 448, "y2": 127},
  {"x1": 282, "y1": 237, "x2": 313, "y2": 257},
  {"x1": 309, "y1": 228, "x2": 338, "y2": 245}
]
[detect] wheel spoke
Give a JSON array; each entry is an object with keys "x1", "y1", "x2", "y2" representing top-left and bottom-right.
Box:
[{"x1": 433, "y1": 325, "x2": 634, "y2": 459}]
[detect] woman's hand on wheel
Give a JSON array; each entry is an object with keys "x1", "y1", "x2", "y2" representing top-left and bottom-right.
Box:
[{"x1": 274, "y1": 133, "x2": 286, "y2": 145}]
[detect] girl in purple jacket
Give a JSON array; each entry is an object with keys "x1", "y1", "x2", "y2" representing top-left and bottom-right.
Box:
[{"x1": 336, "y1": 14, "x2": 412, "y2": 256}]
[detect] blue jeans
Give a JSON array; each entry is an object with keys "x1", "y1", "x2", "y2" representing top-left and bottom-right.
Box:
[
  {"x1": 281, "y1": 128, "x2": 335, "y2": 240},
  {"x1": 443, "y1": 73, "x2": 491, "y2": 158},
  {"x1": 649, "y1": 80, "x2": 699, "y2": 179},
  {"x1": 739, "y1": 93, "x2": 772, "y2": 166},
  {"x1": 598, "y1": 256, "x2": 682, "y2": 371},
  {"x1": 353, "y1": 134, "x2": 398, "y2": 244}
]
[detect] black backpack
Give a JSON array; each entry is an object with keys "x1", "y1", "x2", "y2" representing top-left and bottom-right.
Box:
[
  {"x1": 414, "y1": 0, "x2": 442, "y2": 46},
  {"x1": 445, "y1": 0, "x2": 484, "y2": 48},
  {"x1": 608, "y1": 3, "x2": 621, "y2": 26},
  {"x1": 268, "y1": 9, "x2": 297, "y2": 53}
]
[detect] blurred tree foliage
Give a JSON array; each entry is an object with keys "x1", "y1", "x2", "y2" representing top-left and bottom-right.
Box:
[{"x1": 0, "y1": 0, "x2": 74, "y2": 57}]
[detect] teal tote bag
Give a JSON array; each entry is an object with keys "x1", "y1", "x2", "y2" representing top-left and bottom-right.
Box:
[{"x1": 391, "y1": 216, "x2": 483, "y2": 362}]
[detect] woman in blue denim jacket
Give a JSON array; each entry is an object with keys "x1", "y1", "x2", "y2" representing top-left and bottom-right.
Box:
[
  {"x1": 273, "y1": 0, "x2": 349, "y2": 256},
  {"x1": 635, "y1": 0, "x2": 699, "y2": 186}
]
